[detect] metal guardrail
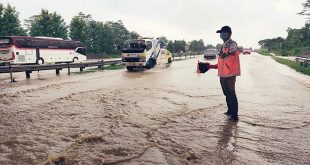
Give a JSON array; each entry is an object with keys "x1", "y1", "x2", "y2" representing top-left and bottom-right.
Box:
[
  {"x1": 0, "y1": 59, "x2": 122, "y2": 82},
  {"x1": 172, "y1": 52, "x2": 202, "y2": 60},
  {"x1": 295, "y1": 56, "x2": 310, "y2": 66}
]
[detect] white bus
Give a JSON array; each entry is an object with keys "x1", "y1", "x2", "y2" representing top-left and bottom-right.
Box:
[{"x1": 0, "y1": 36, "x2": 87, "y2": 65}]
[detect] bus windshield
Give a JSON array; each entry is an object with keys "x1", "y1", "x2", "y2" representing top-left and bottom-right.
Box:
[{"x1": 0, "y1": 38, "x2": 12, "y2": 48}]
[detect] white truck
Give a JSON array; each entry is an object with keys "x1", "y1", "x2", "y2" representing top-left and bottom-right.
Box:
[{"x1": 121, "y1": 37, "x2": 172, "y2": 71}]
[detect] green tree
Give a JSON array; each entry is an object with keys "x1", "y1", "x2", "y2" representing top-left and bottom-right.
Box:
[
  {"x1": 258, "y1": 23, "x2": 310, "y2": 56},
  {"x1": 129, "y1": 31, "x2": 139, "y2": 39},
  {"x1": 86, "y1": 20, "x2": 105, "y2": 54},
  {"x1": 158, "y1": 36, "x2": 169, "y2": 46},
  {"x1": 69, "y1": 12, "x2": 91, "y2": 43},
  {"x1": 101, "y1": 23, "x2": 115, "y2": 54},
  {"x1": 298, "y1": 0, "x2": 310, "y2": 22},
  {"x1": 206, "y1": 44, "x2": 215, "y2": 49},
  {"x1": 26, "y1": 9, "x2": 68, "y2": 39},
  {"x1": 189, "y1": 39, "x2": 205, "y2": 52},
  {"x1": 108, "y1": 20, "x2": 129, "y2": 48},
  {"x1": 173, "y1": 40, "x2": 187, "y2": 53},
  {"x1": 258, "y1": 37, "x2": 285, "y2": 52},
  {"x1": 0, "y1": 3, "x2": 25, "y2": 36},
  {"x1": 166, "y1": 40, "x2": 175, "y2": 52}
]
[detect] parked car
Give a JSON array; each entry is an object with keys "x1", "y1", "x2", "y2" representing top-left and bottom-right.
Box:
[
  {"x1": 243, "y1": 48, "x2": 251, "y2": 55},
  {"x1": 204, "y1": 49, "x2": 217, "y2": 59}
]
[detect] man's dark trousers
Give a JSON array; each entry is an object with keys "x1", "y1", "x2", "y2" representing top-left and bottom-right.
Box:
[{"x1": 220, "y1": 76, "x2": 238, "y2": 119}]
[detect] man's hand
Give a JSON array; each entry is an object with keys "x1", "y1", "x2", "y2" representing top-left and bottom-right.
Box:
[{"x1": 220, "y1": 52, "x2": 228, "y2": 59}]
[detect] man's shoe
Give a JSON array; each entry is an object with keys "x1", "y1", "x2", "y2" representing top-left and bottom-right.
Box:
[
  {"x1": 223, "y1": 112, "x2": 231, "y2": 116},
  {"x1": 229, "y1": 116, "x2": 239, "y2": 122}
]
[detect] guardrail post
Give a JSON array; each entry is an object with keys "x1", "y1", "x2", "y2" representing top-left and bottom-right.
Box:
[
  {"x1": 56, "y1": 69, "x2": 60, "y2": 75},
  {"x1": 67, "y1": 63, "x2": 71, "y2": 75},
  {"x1": 101, "y1": 60, "x2": 104, "y2": 70},
  {"x1": 25, "y1": 71, "x2": 31, "y2": 79},
  {"x1": 80, "y1": 67, "x2": 84, "y2": 72},
  {"x1": 9, "y1": 64, "x2": 14, "y2": 82}
]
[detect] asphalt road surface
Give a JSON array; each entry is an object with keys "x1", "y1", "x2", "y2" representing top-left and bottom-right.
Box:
[{"x1": 0, "y1": 53, "x2": 309, "y2": 164}]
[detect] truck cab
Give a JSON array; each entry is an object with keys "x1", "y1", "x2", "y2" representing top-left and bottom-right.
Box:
[{"x1": 121, "y1": 37, "x2": 172, "y2": 71}]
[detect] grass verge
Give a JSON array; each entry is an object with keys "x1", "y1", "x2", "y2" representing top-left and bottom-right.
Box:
[
  {"x1": 272, "y1": 56, "x2": 310, "y2": 76},
  {"x1": 73, "y1": 64, "x2": 125, "y2": 74}
]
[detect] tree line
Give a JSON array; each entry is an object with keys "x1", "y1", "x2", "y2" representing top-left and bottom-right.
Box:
[
  {"x1": 0, "y1": 3, "x2": 217, "y2": 56},
  {"x1": 258, "y1": 23, "x2": 310, "y2": 56},
  {"x1": 258, "y1": 1, "x2": 310, "y2": 56}
]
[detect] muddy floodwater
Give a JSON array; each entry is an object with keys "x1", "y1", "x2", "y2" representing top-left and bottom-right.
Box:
[{"x1": 0, "y1": 53, "x2": 310, "y2": 164}]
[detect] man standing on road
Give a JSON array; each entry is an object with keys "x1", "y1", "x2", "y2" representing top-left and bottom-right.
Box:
[{"x1": 198, "y1": 26, "x2": 241, "y2": 122}]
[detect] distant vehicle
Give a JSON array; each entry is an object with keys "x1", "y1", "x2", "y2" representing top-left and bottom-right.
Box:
[
  {"x1": 0, "y1": 36, "x2": 87, "y2": 65},
  {"x1": 296, "y1": 51, "x2": 310, "y2": 65},
  {"x1": 238, "y1": 46, "x2": 243, "y2": 53},
  {"x1": 243, "y1": 48, "x2": 251, "y2": 55},
  {"x1": 204, "y1": 49, "x2": 217, "y2": 59},
  {"x1": 121, "y1": 37, "x2": 172, "y2": 71}
]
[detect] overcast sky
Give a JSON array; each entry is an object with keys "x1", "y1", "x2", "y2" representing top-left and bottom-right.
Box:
[{"x1": 0, "y1": 0, "x2": 307, "y2": 48}]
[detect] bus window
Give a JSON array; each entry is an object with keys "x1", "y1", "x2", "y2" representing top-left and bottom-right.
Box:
[
  {"x1": 16, "y1": 38, "x2": 26, "y2": 47},
  {"x1": 75, "y1": 47, "x2": 86, "y2": 55},
  {"x1": 0, "y1": 38, "x2": 12, "y2": 48}
]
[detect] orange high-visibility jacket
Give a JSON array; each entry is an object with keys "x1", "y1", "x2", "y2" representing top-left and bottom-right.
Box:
[{"x1": 217, "y1": 42, "x2": 241, "y2": 77}]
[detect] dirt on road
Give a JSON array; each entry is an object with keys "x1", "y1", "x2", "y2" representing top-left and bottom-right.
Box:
[{"x1": 0, "y1": 53, "x2": 309, "y2": 164}]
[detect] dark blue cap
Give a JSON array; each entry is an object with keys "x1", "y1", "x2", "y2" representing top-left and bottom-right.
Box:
[{"x1": 216, "y1": 26, "x2": 232, "y2": 33}]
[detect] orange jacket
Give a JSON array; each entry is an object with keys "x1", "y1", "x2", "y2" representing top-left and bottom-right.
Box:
[{"x1": 217, "y1": 45, "x2": 241, "y2": 77}]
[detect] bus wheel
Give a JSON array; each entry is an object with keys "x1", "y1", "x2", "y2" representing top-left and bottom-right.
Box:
[
  {"x1": 37, "y1": 57, "x2": 44, "y2": 65},
  {"x1": 73, "y1": 57, "x2": 79, "y2": 62}
]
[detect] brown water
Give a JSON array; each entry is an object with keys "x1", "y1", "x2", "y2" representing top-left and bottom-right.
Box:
[{"x1": 0, "y1": 53, "x2": 309, "y2": 165}]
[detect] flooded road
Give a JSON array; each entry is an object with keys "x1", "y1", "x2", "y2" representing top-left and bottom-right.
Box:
[{"x1": 0, "y1": 53, "x2": 310, "y2": 164}]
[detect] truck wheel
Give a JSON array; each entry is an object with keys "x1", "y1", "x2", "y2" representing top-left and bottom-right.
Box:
[
  {"x1": 127, "y1": 66, "x2": 134, "y2": 71},
  {"x1": 168, "y1": 57, "x2": 172, "y2": 64}
]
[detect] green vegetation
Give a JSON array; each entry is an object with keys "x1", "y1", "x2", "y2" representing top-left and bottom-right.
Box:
[
  {"x1": 272, "y1": 56, "x2": 310, "y2": 76},
  {"x1": 188, "y1": 39, "x2": 206, "y2": 52},
  {"x1": 25, "y1": 9, "x2": 68, "y2": 39},
  {"x1": 167, "y1": 40, "x2": 187, "y2": 53},
  {"x1": 298, "y1": 0, "x2": 310, "y2": 22},
  {"x1": 0, "y1": 4, "x2": 26, "y2": 36},
  {"x1": 257, "y1": 49, "x2": 272, "y2": 56},
  {"x1": 166, "y1": 39, "x2": 214, "y2": 54},
  {"x1": 258, "y1": 1, "x2": 310, "y2": 56},
  {"x1": 0, "y1": 3, "x2": 219, "y2": 58},
  {"x1": 258, "y1": 23, "x2": 310, "y2": 56},
  {"x1": 73, "y1": 64, "x2": 125, "y2": 74}
]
